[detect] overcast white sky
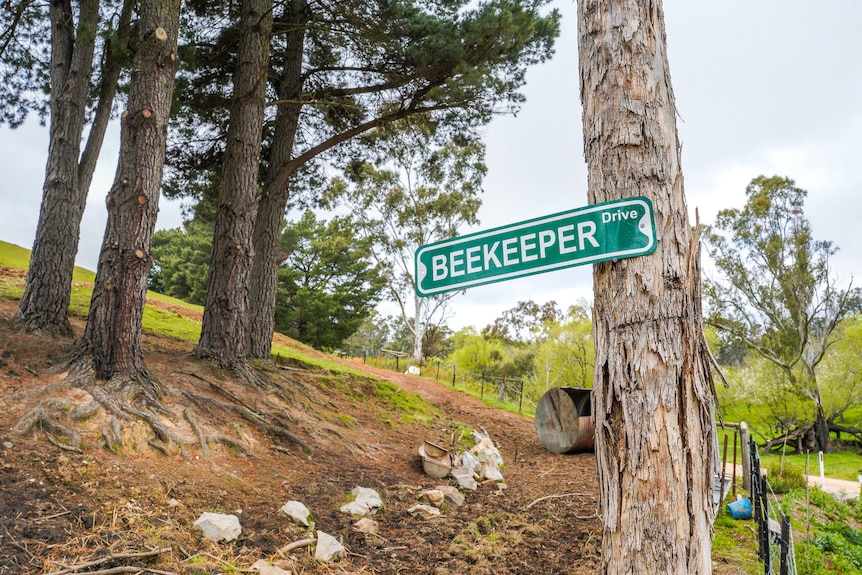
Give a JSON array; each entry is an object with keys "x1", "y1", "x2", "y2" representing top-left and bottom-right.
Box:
[{"x1": 1, "y1": 0, "x2": 860, "y2": 332}]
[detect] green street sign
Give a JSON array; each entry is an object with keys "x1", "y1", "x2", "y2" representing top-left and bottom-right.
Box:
[{"x1": 415, "y1": 196, "x2": 656, "y2": 297}]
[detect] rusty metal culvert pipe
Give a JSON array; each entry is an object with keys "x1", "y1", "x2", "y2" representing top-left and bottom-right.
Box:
[{"x1": 534, "y1": 387, "x2": 595, "y2": 454}]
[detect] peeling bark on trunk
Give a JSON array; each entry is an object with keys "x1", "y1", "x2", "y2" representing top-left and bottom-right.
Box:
[
  {"x1": 73, "y1": 0, "x2": 180, "y2": 399},
  {"x1": 197, "y1": 0, "x2": 273, "y2": 366},
  {"x1": 15, "y1": 0, "x2": 100, "y2": 335},
  {"x1": 578, "y1": 1, "x2": 717, "y2": 573},
  {"x1": 248, "y1": 0, "x2": 307, "y2": 359}
]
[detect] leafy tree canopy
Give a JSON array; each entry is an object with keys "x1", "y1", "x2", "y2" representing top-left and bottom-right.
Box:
[
  {"x1": 149, "y1": 220, "x2": 213, "y2": 305},
  {"x1": 274, "y1": 210, "x2": 386, "y2": 351},
  {"x1": 483, "y1": 299, "x2": 563, "y2": 344}
]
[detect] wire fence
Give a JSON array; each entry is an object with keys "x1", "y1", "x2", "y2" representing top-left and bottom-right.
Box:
[
  {"x1": 748, "y1": 435, "x2": 797, "y2": 575},
  {"x1": 357, "y1": 352, "x2": 542, "y2": 415}
]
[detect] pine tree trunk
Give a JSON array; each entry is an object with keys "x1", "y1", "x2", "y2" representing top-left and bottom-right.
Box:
[
  {"x1": 197, "y1": 0, "x2": 273, "y2": 365},
  {"x1": 15, "y1": 0, "x2": 99, "y2": 335},
  {"x1": 578, "y1": 1, "x2": 717, "y2": 573},
  {"x1": 73, "y1": 0, "x2": 180, "y2": 398},
  {"x1": 248, "y1": 0, "x2": 307, "y2": 359}
]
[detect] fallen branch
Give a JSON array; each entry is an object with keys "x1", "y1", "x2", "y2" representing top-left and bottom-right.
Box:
[
  {"x1": 44, "y1": 548, "x2": 169, "y2": 575},
  {"x1": 526, "y1": 492, "x2": 586, "y2": 509},
  {"x1": 277, "y1": 537, "x2": 317, "y2": 558}
]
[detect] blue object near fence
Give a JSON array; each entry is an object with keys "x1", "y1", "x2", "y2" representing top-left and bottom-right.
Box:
[{"x1": 727, "y1": 497, "x2": 752, "y2": 520}]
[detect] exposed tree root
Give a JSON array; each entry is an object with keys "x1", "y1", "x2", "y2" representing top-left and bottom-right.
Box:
[
  {"x1": 147, "y1": 436, "x2": 171, "y2": 456},
  {"x1": 12, "y1": 405, "x2": 83, "y2": 449},
  {"x1": 122, "y1": 405, "x2": 196, "y2": 447},
  {"x1": 70, "y1": 400, "x2": 101, "y2": 421},
  {"x1": 210, "y1": 434, "x2": 250, "y2": 455},
  {"x1": 183, "y1": 408, "x2": 209, "y2": 458},
  {"x1": 231, "y1": 362, "x2": 271, "y2": 389},
  {"x1": 10, "y1": 352, "x2": 315, "y2": 460},
  {"x1": 183, "y1": 390, "x2": 309, "y2": 453}
]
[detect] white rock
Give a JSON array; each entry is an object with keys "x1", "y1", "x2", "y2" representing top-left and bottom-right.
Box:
[
  {"x1": 471, "y1": 437, "x2": 503, "y2": 466},
  {"x1": 315, "y1": 530, "x2": 345, "y2": 562},
  {"x1": 480, "y1": 459, "x2": 504, "y2": 482},
  {"x1": 460, "y1": 451, "x2": 479, "y2": 474},
  {"x1": 408, "y1": 504, "x2": 441, "y2": 519},
  {"x1": 353, "y1": 517, "x2": 379, "y2": 534},
  {"x1": 193, "y1": 512, "x2": 241, "y2": 542},
  {"x1": 340, "y1": 487, "x2": 382, "y2": 516},
  {"x1": 2, "y1": 441, "x2": 13, "y2": 449},
  {"x1": 419, "y1": 489, "x2": 445, "y2": 508},
  {"x1": 251, "y1": 559, "x2": 292, "y2": 575},
  {"x1": 168, "y1": 498, "x2": 181, "y2": 507},
  {"x1": 450, "y1": 466, "x2": 478, "y2": 491},
  {"x1": 405, "y1": 365, "x2": 421, "y2": 375},
  {"x1": 435, "y1": 485, "x2": 465, "y2": 507},
  {"x1": 279, "y1": 500, "x2": 311, "y2": 527}
]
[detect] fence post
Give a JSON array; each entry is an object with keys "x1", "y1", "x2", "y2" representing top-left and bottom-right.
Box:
[
  {"x1": 436, "y1": 362, "x2": 440, "y2": 381},
  {"x1": 481, "y1": 372, "x2": 485, "y2": 398},
  {"x1": 732, "y1": 430, "x2": 738, "y2": 498},
  {"x1": 779, "y1": 514, "x2": 790, "y2": 575},
  {"x1": 518, "y1": 380, "x2": 524, "y2": 414},
  {"x1": 452, "y1": 363, "x2": 456, "y2": 388},
  {"x1": 498, "y1": 373, "x2": 507, "y2": 402},
  {"x1": 719, "y1": 434, "x2": 729, "y2": 515},
  {"x1": 751, "y1": 437, "x2": 771, "y2": 575},
  {"x1": 741, "y1": 421, "x2": 751, "y2": 491},
  {"x1": 396, "y1": 356, "x2": 400, "y2": 372}
]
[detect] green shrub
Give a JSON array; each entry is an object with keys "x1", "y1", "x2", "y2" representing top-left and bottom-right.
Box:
[{"x1": 765, "y1": 461, "x2": 807, "y2": 494}]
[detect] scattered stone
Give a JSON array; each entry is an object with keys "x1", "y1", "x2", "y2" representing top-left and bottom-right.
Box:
[
  {"x1": 2, "y1": 441, "x2": 12, "y2": 450},
  {"x1": 472, "y1": 436, "x2": 503, "y2": 467},
  {"x1": 419, "y1": 489, "x2": 445, "y2": 508},
  {"x1": 251, "y1": 559, "x2": 292, "y2": 575},
  {"x1": 353, "y1": 517, "x2": 379, "y2": 534},
  {"x1": 450, "y1": 466, "x2": 478, "y2": 491},
  {"x1": 314, "y1": 530, "x2": 345, "y2": 562},
  {"x1": 193, "y1": 512, "x2": 241, "y2": 542},
  {"x1": 478, "y1": 459, "x2": 504, "y2": 481},
  {"x1": 279, "y1": 500, "x2": 311, "y2": 527},
  {"x1": 168, "y1": 498, "x2": 181, "y2": 507},
  {"x1": 405, "y1": 365, "x2": 421, "y2": 375},
  {"x1": 436, "y1": 485, "x2": 465, "y2": 507},
  {"x1": 460, "y1": 451, "x2": 479, "y2": 474},
  {"x1": 408, "y1": 504, "x2": 441, "y2": 519},
  {"x1": 339, "y1": 487, "x2": 382, "y2": 516},
  {"x1": 495, "y1": 483, "x2": 508, "y2": 492}
]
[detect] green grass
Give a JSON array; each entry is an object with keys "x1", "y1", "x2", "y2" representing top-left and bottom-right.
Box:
[
  {"x1": 0, "y1": 240, "x2": 95, "y2": 283},
  {"x1": 712, "y1": 513, "x2": 759, "y2": 575},
  {"x1": 759, "y1": 450, "x2": 862, "y2": 483}
]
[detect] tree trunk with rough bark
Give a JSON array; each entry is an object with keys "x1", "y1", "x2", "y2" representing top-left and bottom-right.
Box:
[
  {"x1": 15, "y1": 0, "x2": 100, "y2": 335},
  {"x1": 72, "y1": 0, "x2": 180, "y2": 402},
  {"x1": 197, "y1": 0, "x2": 273, "y2": 366},
  {"x1": 248, "y1": 0, "x2": 307, "y2": 359},
  {"x1": 578, "y1": 1, "x2": 717, "y2": 573}
]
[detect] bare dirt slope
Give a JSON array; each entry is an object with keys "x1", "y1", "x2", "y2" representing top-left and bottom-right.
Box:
[{"x1": 0, "y1": 292, "x2": 602, "y2": 575}]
